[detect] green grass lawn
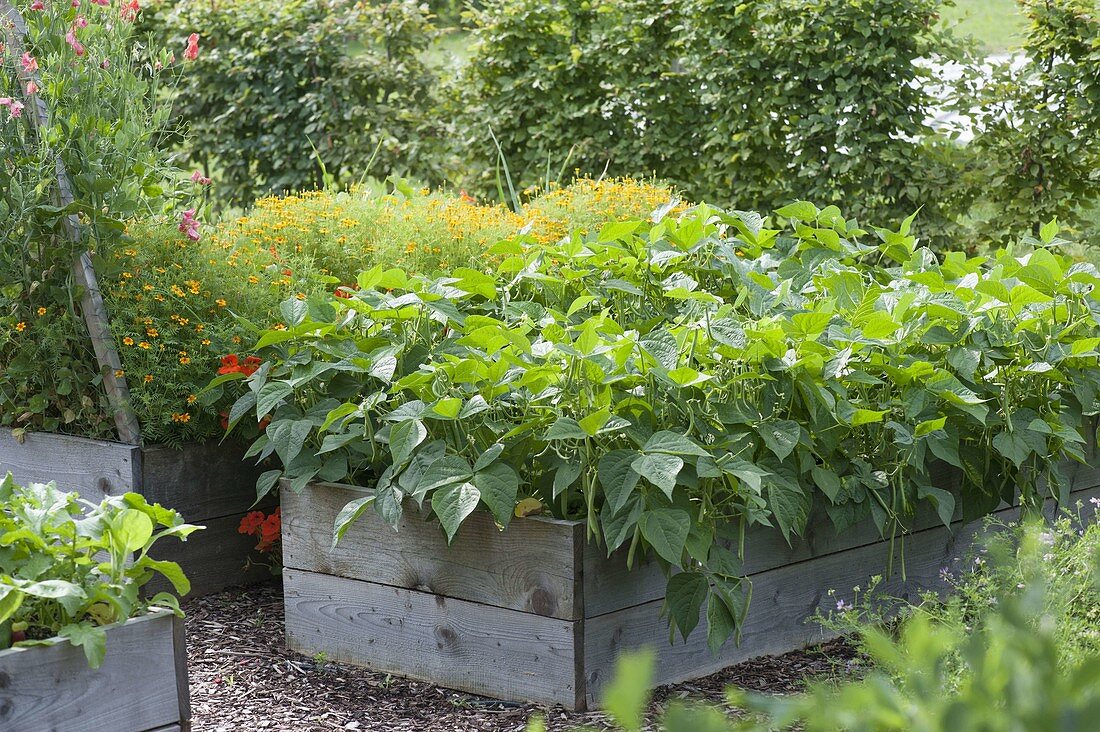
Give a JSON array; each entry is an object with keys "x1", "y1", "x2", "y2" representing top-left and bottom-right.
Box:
[{"x1": 941, "y1": 0, "x2": 1028, "y2": 52}]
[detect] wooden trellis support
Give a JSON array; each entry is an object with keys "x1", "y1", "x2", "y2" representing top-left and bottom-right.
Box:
[{"x1": 2, "y1": 0, "x2": 142, "y2": 445}]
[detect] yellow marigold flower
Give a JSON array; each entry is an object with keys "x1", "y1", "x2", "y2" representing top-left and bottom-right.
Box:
[
  {"x1": 143, "y1": 284, "x2": 154, "y2": 292},
  {"x1": 170, "y1": 285, "x2": 186, "y2": 298},
  {"x1": 147, "y1": 328, "x2": 159, "y2": 338},
  {"x1": 121, "y1": 271, "x2": 133, "y2": 279},
  {"x1": 15, "y1": 321, "x2": 26, "y2": 332},
  {"x1": 187, "y1": 394, "x2": 197, "y2": 405},
  {"x1": 179, "y1": 356, "x2": 191, "y2": 365},
  {"x1": 195, "y1": 324, "x2": 205, "y2": 332},
  {"x1": 201, "y1": 338, "x2": 211, "y2": 346},
  {"x1": 144, "y1": 374, "x2": 154, "y2": 383},
  {"x1": 123, "y1": 336, "x2": 135, "y2": 346},
  {"x1": 273, "y1": 323, "x2": 286, "y2": 331},
  {"x1": 114, "y1": 369, "x2": 125, "y2": 378},
  {"x1": 154, "y1": 294, "x2": 165, "y2": 302},
  {"x1": 138, "y1": 341, "x2": 151, "y2": 350},
  {"x1": 232, "y1": 335, "x2": 242, "y2": 344}
]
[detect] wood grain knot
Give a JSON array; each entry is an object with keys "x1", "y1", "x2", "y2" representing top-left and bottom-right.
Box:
[
  {"x1": 0, "y1": 671, "x2": 8, "y2": 689},
  {"x1": 434, "y1": 625, "x2": 459, "y2": 652},
  {"x1": 526, "y1": 587, "x2": 558, "y2": 617}
]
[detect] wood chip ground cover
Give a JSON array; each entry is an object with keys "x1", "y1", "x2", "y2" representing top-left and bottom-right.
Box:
[{"x1": 184, "y1": 582, "x2": 862, "y2": 731}]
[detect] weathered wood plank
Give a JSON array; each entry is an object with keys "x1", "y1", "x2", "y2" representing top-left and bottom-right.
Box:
[
  {"x1": 0, "y1": 430, "x2": 140, "y2": 502},
  {"x1": 283, "y1": 482, "x2": 583, "y2": 620},
  {"x1": 582, "y1": 462, "x2": 1099, "y2": 618},
  {"x1": 141, "y1": 441, "x2": 268, "y2": 520},
  {"x1": 0, "y1": 612, "x2": 184, "y2": 731},
  {"x1": 283, "y1": 568, "x2": 580, "y2": 707},
  {"x1": 171, "y1": 614, "x2": 191, "y2": 729},
  {"x1": 580, "y1": 482, "x2": 1100, "y2": 706},
  {"x1": 147, "y1": 512, "x2": 277, "y2": 598}
]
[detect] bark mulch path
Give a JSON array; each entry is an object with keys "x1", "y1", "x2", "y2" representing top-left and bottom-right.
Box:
[{"x1": 184, "y1": 581, "x2": 865, "y2": 731}]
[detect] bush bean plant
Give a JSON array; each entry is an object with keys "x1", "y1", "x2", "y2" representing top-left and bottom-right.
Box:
[
  {"x1": 230, "y1": 201, "x2": 1100, "y2": 647},
  {"x1": 0, "y1": 473, "x2": 200, "y2": 668}
]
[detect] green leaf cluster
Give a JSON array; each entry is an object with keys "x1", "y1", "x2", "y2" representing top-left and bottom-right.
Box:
[
  {"x1": 235, "y1": 202, "x2": 1100, "y2": 649},
  {"x1": 144, "y1": 0, "x2": 446, "y2": 208},
  {"x1": 0, "y1": 473, "x2": 201, "y2": 668}
]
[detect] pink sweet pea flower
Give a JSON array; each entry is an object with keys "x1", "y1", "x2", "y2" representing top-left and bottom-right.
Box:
[
  {"x1": 178, "y1": 208, "x2": 201, "y2": 242},
  {"x1": 91, "y1": 0, "x2": 109, "y2": 6},
  {"x1": 21, "y1": 52, "x2": 38, "y2": 73},
  {"x1": 120, "y1": 0, "x2": 140, "y2": 22},
  {"x1": 190, "y1": 170, "x2": 212, "y2": 186},
  {"x1": 183, "y1": 33, "x2": 199, "y2": 61},
  {"x1": 30, "y1": 1, "x2": 45, "y2": 10},
  {"x1": 75, "y1": 15, "x2": 88, "y2": 28},
  {"x1": 26, "y1": 81, "x2": 38, "y2": 95},
  {"x1": 0, "y1": 98, "x2": 25, "y2": 119},
  {"x1": 66, "y1": 29, "x2": 85, "y2": 57}
]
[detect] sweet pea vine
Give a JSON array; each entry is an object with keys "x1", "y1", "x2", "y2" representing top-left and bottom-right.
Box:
[{"x1": 228, "y1": 202, "x2": 1100, "y2": 649}]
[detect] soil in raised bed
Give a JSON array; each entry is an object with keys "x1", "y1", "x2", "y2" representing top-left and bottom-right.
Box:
[{"x1": 183, "y1": 581, "x2": 865, "y2": 731}]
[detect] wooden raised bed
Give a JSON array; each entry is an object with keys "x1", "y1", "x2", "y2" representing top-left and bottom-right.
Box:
[
  {"x1": 0, "y1": 610, "x2": 190, "y2": 731},
  {"x1": 0, "y1": 431, "x2": 272, "y2": 597},
  {"x1": 282, "y1": 461, "x2": 1100, "y2": 710}
]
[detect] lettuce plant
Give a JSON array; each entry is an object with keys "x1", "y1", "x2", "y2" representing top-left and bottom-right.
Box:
[
  {"x1": 0, "y1": 473, "x2": 201, "y2": 667},
  {"x1": 229, "y1": 202, "x2": 1100, "y2": 648}
]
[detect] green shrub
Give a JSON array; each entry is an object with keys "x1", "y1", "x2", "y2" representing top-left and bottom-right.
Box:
[
  {"x1": 153, "y1": 0, "x2": 445, "y2": 208},
  {"x1": 451, "y1": 0, "x2": 712, "y2": 205},
  {"x1": 964, "y1": 0, "x2": 1100, "y2": 244},
  {"x1": 452, "y1": 0, "x2": 967, "y2": 236},
  {"x1": 233, "y1": 201, "x2": 1100, "y2": 648},
  {"x1": 0, "y1": 473, "x2": 200, "y2": 668}
]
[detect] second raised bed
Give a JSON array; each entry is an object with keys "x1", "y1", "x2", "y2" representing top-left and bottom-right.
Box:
[{"x1": 281, "y1": 461, "x2": 1100, "y2": 710}]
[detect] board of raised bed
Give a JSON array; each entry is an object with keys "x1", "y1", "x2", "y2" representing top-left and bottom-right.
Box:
[{"x1": 0, "y1": 610, "x2": 189, "y2": 731}]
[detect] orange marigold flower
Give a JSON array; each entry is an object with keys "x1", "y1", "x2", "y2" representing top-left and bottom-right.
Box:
[
  {"x1": 216, "y1": 299, "x2": 227, "y2": 307},
  {"x1": 114, "y1": 369, "x2": 125, "y2": 378},
  {"x1": 36, "y1": 307, "x2": 46, "y2": 316},
  {"x1": 123, "y1": 336, "x2": 135, "y2": 346},
  {"x1": 138, "y1": 341, "x2": 151, "y2": 349},
  {"x1": 144, "y1": 374, "x2": 154, "y2": 383},
  {"x1": 186, "y1": 394, "x2": 197, "y2": 405}
]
